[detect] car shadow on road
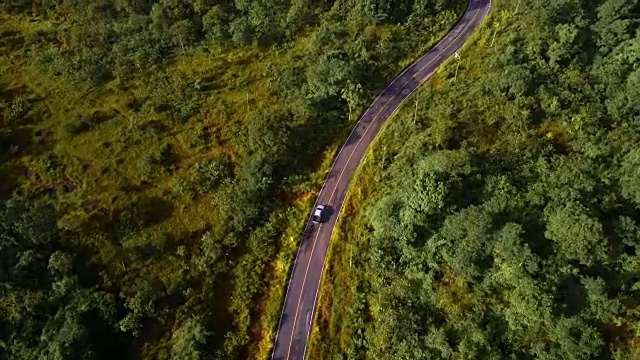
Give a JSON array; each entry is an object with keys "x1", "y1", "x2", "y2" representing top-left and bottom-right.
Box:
[
  {"x1": 278, "y1": 312, "x2": 290, "y2": 326},
  {"x1": 322, "y1": 205, "x2": 335, "y2": 223},
  {"x1": 344, "y1": 128, "x2": 362, "y2": 147}
]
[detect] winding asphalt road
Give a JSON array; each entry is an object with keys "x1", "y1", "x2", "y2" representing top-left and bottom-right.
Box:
[{"x1": 271, "y1": 0, "x2": 491, "y2": 358}]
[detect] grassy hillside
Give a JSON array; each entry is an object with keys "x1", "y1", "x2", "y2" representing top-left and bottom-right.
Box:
[
  {"x1": 311, "y1": 0, "x2": 640, "y2": 358},
  {"x1": 0, "y1": 0, "x2": 464, "y2": 359}
]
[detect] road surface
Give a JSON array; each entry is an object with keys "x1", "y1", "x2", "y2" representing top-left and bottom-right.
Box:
[{"x1": 271, "y1": 0, "x2": 491, "y2": 358}]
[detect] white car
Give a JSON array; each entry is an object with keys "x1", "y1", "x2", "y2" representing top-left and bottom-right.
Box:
[{"x1": 312, "y1": 205, "x2": 325, "y2": 224}]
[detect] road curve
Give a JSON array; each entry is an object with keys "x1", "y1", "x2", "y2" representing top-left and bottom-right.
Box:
[{"x1": 271, "y1": 0, "x2": 491, "y2": 359}]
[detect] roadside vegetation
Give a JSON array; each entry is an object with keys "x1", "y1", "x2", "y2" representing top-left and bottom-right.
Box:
[
  {"x1": 311, "y1": 0, "x2": 640, "y2": 358},
  {"x1": 0, "y1": 0, "x2": 463, "y2": 358}
]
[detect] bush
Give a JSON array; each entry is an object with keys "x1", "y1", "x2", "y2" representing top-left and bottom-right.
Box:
[
  {"x1": 192, "y1": 156, "x2": 229, "y2": 194},
  {"x1": 188, "y1": 123, "x2": 206, "y2": 150},
  {"x1": 137, "y1": 144, "x2": 175, "y2": 181},
  {"x1": 170, "y1": 176, "x2": 195, "y2": 199},
  {"x1": 9, "y1": 95, "x2": 29, "y2": 122}
]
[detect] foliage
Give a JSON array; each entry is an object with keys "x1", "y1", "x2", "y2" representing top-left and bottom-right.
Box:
[{"x1": 0, "y1": 196, "x2": 122, "y2": 359}]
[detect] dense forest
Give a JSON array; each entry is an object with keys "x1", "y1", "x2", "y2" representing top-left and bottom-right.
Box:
[
  {"x1": 311, "y1": 0, "x2": 640, "y2": 358},
  {"x1": 0, "y1": 0, "x2": 463, "y2": 359}
]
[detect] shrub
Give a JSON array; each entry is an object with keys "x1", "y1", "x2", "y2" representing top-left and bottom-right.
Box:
[
  {"x1": 9, "y1": 95, "x2": 29, "y2": 122},
  {"x1": 170, "y1": 176, "x2": 195, "y2": 199},
  {"x1": 192, "y1": 156, "x2": 229, "y2": 194},
  {"x1": 138, "y1": 151, "x2": 163, "y2": 181}
]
